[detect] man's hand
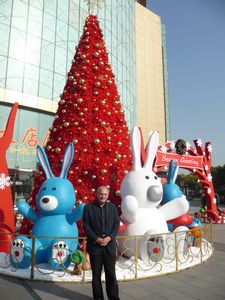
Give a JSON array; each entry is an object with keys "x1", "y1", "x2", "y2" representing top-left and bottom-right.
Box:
[{"x1": 96, "y1": 236, "x2": 111, "y2": 246}]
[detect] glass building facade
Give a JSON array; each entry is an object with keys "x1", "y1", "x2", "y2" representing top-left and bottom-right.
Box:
[{"x1": 0, "y1": 0, "x2": 136, "y2": 170}]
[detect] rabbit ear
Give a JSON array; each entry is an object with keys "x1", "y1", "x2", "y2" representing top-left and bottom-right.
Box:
[
  {"x1": 143, "y1": 131, "x2": 159, "y2": 169},
  {"x1": 167, "y1": 160, "x2": 179, "y2": 183},
  {"x1": 167, "y1": 160, "x2": 174, "y2": 183},
  {"x1": 60, "y1": 143, "x2": 74, "y2": 178},
  {"x1": 131, "y1": 126, "x2": 142, "y2": 170},
  {"x1": 37, "y1": 145, "x2": 54, "y2": 179},
  {"x1": 172, "y1": 164, "x2": 179, "y2": 183}
]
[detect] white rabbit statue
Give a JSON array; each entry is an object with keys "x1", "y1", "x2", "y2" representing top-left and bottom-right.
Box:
[{"x1": 118, "y1": 127, "x2": 189, "y2": 261}]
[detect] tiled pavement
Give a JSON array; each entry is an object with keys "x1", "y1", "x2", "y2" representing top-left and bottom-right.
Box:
[{"x1": 1, "y1": 201, "x2": 225, "y2": 300}]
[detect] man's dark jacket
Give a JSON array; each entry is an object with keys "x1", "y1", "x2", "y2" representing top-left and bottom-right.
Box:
[{"x1": 83, "y1": 200, "x2": 120, "y2": 255}]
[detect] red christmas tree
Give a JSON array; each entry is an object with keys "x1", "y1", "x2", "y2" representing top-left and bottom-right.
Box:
[{"x1": 19, "y1": 15, "x2": 132, "y2": 233}]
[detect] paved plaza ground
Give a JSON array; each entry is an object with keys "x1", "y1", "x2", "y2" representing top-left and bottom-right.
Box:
[{"x1": 1, "y1": 200, "x2": 225, "y2": 300}]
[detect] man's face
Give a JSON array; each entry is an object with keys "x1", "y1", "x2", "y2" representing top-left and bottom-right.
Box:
[{"x1": 97, "y1": 188, "x2": 109, "y2": 205}]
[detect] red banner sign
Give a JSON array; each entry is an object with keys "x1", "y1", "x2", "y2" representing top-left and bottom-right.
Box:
[{"x1": 155, "y1": 151, "x2": 204, "y2": 170}]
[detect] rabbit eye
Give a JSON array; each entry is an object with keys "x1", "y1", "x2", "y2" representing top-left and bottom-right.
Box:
[
  {"x1": 43, "y1": 187, "x2": 46, "y2": 191},
  {"x1": 52, "y1": 187, "x2": 56, "y2": 191},
  {"x1": 145, "y1": 176, "x2": 150, "y2": 180},
  {"x1": 154, "y1": 175, "x2": 158, "y2": 180}
]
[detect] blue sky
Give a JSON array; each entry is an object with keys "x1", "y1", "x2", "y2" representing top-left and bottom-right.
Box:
[{"x1": 147, "y1": 0, "x2": 225, "y2": 166}]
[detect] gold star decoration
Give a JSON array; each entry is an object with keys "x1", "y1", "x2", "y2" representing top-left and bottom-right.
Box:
[{"x1": 83, "y1": 0, "x2": 105, "y2": 13}]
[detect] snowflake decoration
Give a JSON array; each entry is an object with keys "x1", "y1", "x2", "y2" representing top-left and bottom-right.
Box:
[
  {"x1": 0, "y1": 173, "x2": 11, "y2": 190},
  {"x1": 207, "y1": 188, "x2": 212, "y2": 194},
  {"x1": 205, "y1": 164, "x2": 209, "y2": 171},
  {"x1": 212, "y1": 197, "x2": 217, "y2": 204},
  {"x1": 186, "y1": 141, "x2": 191, "y2": 151},
  {"x1": 207, "y1": 174, "x2": 212, "y2": 182},
  {"x1": 169, "y1": 141, "x2": 175, "y2": 150},
  {"x1": 196, "y1": 139, "x2": 202, "y2": 147},
  {"x1": 207, "y1": 144, "x2": 213, "y2": 153},
  {"x1": 160, "y1": 145, "x2": 168, "y2": 153}
]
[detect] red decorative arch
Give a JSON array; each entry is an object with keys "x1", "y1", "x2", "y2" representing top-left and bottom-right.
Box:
[{"x1": 139, "y1": 128, "x2": 218, "y2": 221}]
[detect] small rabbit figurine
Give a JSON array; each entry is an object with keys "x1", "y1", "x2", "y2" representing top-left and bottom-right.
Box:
[
  {"x1": 10, "y1": 143, "x2": 85, "y2": 269},
  {"x1": 119, "y1": 127, "x2": 189, "y2": 260}
]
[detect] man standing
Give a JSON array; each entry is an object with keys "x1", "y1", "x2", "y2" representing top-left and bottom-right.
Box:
[{"x1": 83, "y1": 186, "x2": 120, "y2": 300}]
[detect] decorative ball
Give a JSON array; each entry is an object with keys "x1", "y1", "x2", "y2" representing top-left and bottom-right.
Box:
[
  {"x1": 62, "y1": 109, "x2": 66, "y2": 113},
  {"x1": 124, "y1": 170, "x2": 128, "y2": 174},
  {"x1": 95, "y1": 81, "x2": 101, "y2": 87},
  {"x1": 53, "y1": 128, "x2": 57, "y2": 132},
  {"x1": 58, "y1": 137, "x2": 62, "y2": 141},
  {"x1": 94, "y1": 52, "x2": 99, "y2": 57},
  {"x1": 55, "y1": 147, "x2": 61, "y2": 154},
  {"x1": 101, "y1": 169, "x2": 107, "y2": 175},
  {"x1": 74, "y1": 121, "x2": 79, "y2": 126},
  {"x1": 101, "y1": 121, "x2": 106, "y2": 126},
  {"x1": 93, "y1": 65, "x2": 98, "y2": 70},
  {"x1": 94, "y1": 127, "x2": 98, "y2": 132},
  {"x1": 94, "y1": 138, "x2": 100, "y2": 144},
  {"x1": 82, "y1": 130, "x2": 87, "y2": 135},
  {"x1": 99, "y1": 61, "x2": 104, "y2": 66},
  {"x1": 83, "y1": 148, "x2": 87, "y2": 152},
  {"x1": 55, "y1": 115, "x2": 59, "y2": 119},
  {"x1": 107, "y1": 112, "x2": 111, "y2": 116},
  {"x1": 116, "y1": 154, "x2": 121, "y2": 159},
  {"x1": 91, "y1": 188, "x2": 95, "y2": 192},
  {"x1": 115, "y1": 190, "x2": 121, "y2": 196},
  {"x1": 73, "y1": 139, "x2": 78, "y2": 144},
  {"x1": 100, "y1": 100, "x2": 106, "y2": 105},
  {"x1": 84, "y1": 38, "x2": 89, "y2": 43},
  {"x1": 68, "y1": 76, "x2": 74, "y2": 80},
  {"x1": 199, "y1": 208, "x2": 205, "y2": 213},
  {"x1": 83, "y1": 171, "x2": 88, "y2": 175},
  {"x1": 94, "y1": 157, "x2": 100, "y2": 161},
  {"x1": 60, "y1": 99, "x2": 65, "y2": 105},
  {"x1": 81, "y1": 54, "x2": 86, "y2": 59},
  {"x1": 82, "y1": 86, "x2": 86, "y2": 91},
  {"x1": 77, "y1": 179, "x2": 82, "y2": 184},
  {"x1": 92, "y1": 175, "x2": 96, "y2": 179},
  {"x1": 106, "y1": 92, "x2": 110, "y2": 96},
  {"x1": 77, "y1": 98, "x2": 83, "y2": 103},
  {"x1": 79, "y1": 112, "x2": 84, "y2": 116},
  {"x1": 107, "y1": 136, "x2": 111, "y2": 141},
  {"x1": 93, "y1": 91, "x2": 98, "y2": 95},
  {"x1": 108, "y1": 80, "x2": 112, "y2": 85},
  {"x1": 47, "y1": 145, "x2": 52, "y2": 151},
  {"x1": 79, "y1": 79, "x2": 85, "y2": 84},
  {"x1": 69, "y1": 170, "x2": 73, "y2": 174},
  {"x1": 117, "y1": 142, "x2": 122, "y2": 146},
  {"x1": 64, "y1": 122, "x2": 70, "y2": 127},
  {"x1": 114, "y1": 101, "x2": 120, "y2": 105},
  {"x1": 94, "y1": 107, "x2": 99, "y2": 111}
]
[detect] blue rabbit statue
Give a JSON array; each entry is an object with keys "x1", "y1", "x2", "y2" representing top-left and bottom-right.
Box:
[
  {"x1": 10, "y1": 143, "x2": 85, "y2": 269},
  {"x1": 161, "y1": 160, "x2": 182, "y2": 205},
  {"x1": 161, "y1": 159, "x2": 192, "y2": 231}
]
